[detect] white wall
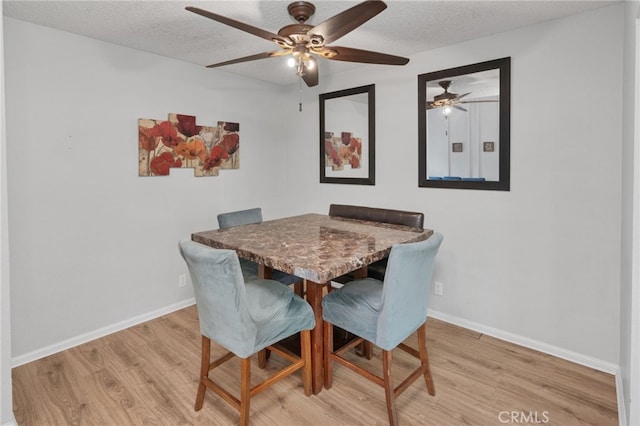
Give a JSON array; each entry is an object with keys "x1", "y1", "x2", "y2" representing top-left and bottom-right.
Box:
[
  {"x1": 285, "y1": 4, "x2": 624, "y2": 368},
  {"x1": 3, "y1": 18, "x2": 291, "y2": 361},
  {"x1": 620, "y1": 2, "x2": 640, "y2": 424},
  {"x1": 0, "y1": 7, "x2": 17, "y2": 426}
]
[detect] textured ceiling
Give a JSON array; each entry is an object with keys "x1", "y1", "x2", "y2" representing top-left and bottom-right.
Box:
[{"x1": 3, "y1": 0, "x2": 619, "y2": 86}]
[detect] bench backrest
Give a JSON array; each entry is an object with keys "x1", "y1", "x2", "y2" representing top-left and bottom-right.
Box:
[{"x1": 328, "y1": 204, "x2": 424, "y2": 229}]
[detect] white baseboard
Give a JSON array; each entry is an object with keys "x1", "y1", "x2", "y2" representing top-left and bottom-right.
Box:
[
  {"x1": 427, "y1": 309, "x2": 619, "y2": 374},
  {"x1": 616, "y1": 371, "x2": 628, "y2": 426},
  {"x1": 11, "y1": 298, "x2": 196, "y2": 368},
  {"x1": 1, "y1": 414, "x2": 17, "y2": 426}
]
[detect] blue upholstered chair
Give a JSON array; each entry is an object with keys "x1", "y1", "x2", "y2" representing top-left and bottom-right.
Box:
[
  {"x1": 179, "y1": 240, "x2": 315, "y2": 426},
  {"x1": 322, "y1": 234, "x2": 444, "y2": 426},
  {"x1": 217, "y1": 208, "x2": 304, "y2": 296}
]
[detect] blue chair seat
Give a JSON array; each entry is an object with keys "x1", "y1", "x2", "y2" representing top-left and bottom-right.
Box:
[
  {"x1": 322, "y1": 278, "x2": 382, "y2": 345},
  {"x1": 245, "y1": 279, "x2": 315, "y2": 350}
]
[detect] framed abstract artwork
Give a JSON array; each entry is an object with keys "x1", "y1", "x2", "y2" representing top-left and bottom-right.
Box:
[{"x1": 138, "y1": 113, "x2": 239, "y2": 177}]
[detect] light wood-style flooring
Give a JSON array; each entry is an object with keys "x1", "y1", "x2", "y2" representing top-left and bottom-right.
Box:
[{"x1": 12, "y1": 305, "x2": 618, "y2": 425}]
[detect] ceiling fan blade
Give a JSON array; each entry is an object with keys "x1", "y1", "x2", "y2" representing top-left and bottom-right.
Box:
[
  {"x1": 457, "y1": 92, "x2": 472, "y2": 100},
  {"x1": 311, "y1": 0, "x2": 387, "y2": 45},
  {"x1": 426, "y1": 102, "x2": 437, "y2": 110},
  {"x1": 206, "y1": 51, "x2": 286, "y2": 68},
  {"x1": 454, "y1": 105, "x2": 468, "y2": 112},
  {"x1": 323, "y1": 46, "x2": 409, "y2": 65},
  {"x1": 186, "y1": 6, "x2": 289, "y2": 45},
  {"x1": 302, "y1": 57, "x2": 319, "y2": 87}
]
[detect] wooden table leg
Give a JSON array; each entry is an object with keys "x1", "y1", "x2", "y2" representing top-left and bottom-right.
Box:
[
  {"x1": 258, "y1": 264, "x2": 272, "y2": 279},
  {"x1": 306, "y1": 280, "x2": 324, "y2": 394},
  {"x1": 258, "y1": 265, "x2": 273, "y2": 369}
]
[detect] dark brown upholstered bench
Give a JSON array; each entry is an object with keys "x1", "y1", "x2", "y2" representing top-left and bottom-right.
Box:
[{"x1": 328, "y1": 204, "x2": 425, "y2": 281}]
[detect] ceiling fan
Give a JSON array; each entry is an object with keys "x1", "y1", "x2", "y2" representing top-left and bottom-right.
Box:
[
  {"x1": 186, "y1": 1, "x2": 409, "y2": 87},
  {"x1": 427, "y1": 80, "x2": 497, "y2": 113}
]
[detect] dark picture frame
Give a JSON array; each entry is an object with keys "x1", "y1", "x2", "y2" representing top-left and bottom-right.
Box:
[{"x1": 320, "y1": 84, "x2": 375, "y2": 185}]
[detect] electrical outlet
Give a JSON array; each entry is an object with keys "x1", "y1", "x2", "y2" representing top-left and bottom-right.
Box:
[
  {"x1": 434, "y1": 281, "x2": 443, "y2": 296},
  {"x1": 178, "y1": 273, "x2": 187, "y2": 288}
]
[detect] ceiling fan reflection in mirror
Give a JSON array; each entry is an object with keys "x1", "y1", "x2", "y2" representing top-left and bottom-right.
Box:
[
  {"x1": 185, "y1": 0, "x2": 409, "y2": 88},
  {"x1": 427, "y1": 80, "x2": 498, "y2": 116}
]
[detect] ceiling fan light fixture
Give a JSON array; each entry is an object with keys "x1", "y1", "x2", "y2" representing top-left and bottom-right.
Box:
[
  {"x1": 288, "y1": 55, "x2": 306, "y2": 76},
  {"x1": 304, "y1": 57, "x2": 315, "y2": 70},
  {"x1": 442, "y1": 105, "x2": 453, "y2": 116}
]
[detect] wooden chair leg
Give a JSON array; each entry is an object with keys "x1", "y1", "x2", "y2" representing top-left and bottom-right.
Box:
[
  {"x1": 300, "y1": 329, "x2": 313, "y2": 396},
  {"x1": 294, "y1": 280, "x2": 304, "y2": 298},
  {"x1": 258, "y1": 349, "x2": 270, "y2": 369},
  {"x1": 239, "y1": 357, "x2": 251, "y2": 426},
  {"x1": 323, "y1": 320, "x2": 334, "y2": 389},
  {"x1": 195, "y1": 336, "x2": 210, "y2": 411},
  {"x1": 354, "y1": 340, "x2": 373, "y2": 359},
  {"x1": 363, "y1": 341, "x2": 373, "y2": 359},
  {"x1": 382, "y1": 350, "x2": 398, "y2": 426},
  {"x1": 417, "y1": 323, "x2": 435, "y2": 396}
]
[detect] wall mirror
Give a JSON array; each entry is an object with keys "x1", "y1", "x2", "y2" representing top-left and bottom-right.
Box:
[
  {"x1": 418, "y1": 57, "x2": 510, "y2": 190},
  {"x1": 320, "y1": 84, "x2": 375, "y2": 185}
]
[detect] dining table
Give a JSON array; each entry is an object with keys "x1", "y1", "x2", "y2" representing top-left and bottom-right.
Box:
[{"x1": 192, "y1": 213, "x2": 432, "y2": 394}]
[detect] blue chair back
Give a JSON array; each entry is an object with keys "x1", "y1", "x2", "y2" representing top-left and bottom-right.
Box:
[
  {"x1": 218, "y1": 207, "x2": 262, "y2": 229},
  {"x1": 179, "y1": 240, "x2": 258, "y2": 357},
  {"x1": 376, "y1": 233, "x2": 444, "y2": 349}
]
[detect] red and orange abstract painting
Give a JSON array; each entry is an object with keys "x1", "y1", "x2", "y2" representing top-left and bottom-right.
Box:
[{"x1": 139, "y1": 113, "x2": 239, "y2": 176}]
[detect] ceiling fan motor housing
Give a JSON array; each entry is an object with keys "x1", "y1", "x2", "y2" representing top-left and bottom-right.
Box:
[
  {"x1": 434, "y1": 80, "x2": 458, "y2": 101},
  {"x1": 287, "y1": 1, "x2": 316, "y2": 23}
]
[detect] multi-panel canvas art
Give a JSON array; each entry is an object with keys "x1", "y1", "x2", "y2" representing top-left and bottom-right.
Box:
[{"x1": 139, "y1": 113, "x2": 239, "y2": 176}]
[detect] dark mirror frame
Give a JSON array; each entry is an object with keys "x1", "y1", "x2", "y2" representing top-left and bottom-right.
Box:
[
  {"x1": 418, "y1": 57, "x2": 511, "y2": 191},
  {"x1": 320, "y1": 84, "x2": 375, "y2": 185}
]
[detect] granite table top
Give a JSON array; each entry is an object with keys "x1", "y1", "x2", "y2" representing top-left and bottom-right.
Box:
[{"x1": 192, "y1": 213, "x2": 432, "y2": 283}]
